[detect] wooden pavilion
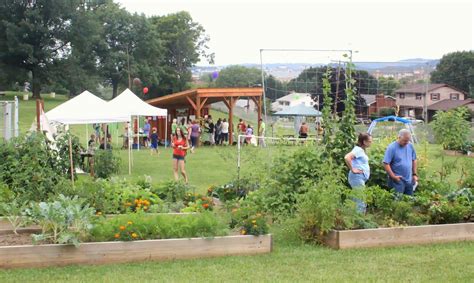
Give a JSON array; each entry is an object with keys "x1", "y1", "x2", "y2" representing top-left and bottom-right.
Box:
[{"x1": 146, "y1": 88, "x2": 263, "y2": 144}]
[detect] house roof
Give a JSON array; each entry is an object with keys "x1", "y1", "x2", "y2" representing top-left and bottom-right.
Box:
[
  {"x1": 276, "y1": 92, "x2": 311, "y2": 102},
  {"x1": 361, "y1": 94, "x2": 376, "y2": 105},
  {"x1": 360, "y1": 94, "x2": 396, "y2": 106},
  {"x1": 395, "y1": 84, "x2": 447, "y2": 94},
  {"x1": 427, "y1": 98, "x2": 473, "y2": 111}
]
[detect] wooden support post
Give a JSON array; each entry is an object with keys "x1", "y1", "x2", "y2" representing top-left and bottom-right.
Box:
[
  {"x1": 186, "y1": 96, "x2": 197, "y2": 111},
  {"x1": 228, "y1": 97, "x2": 238, "y2": 145},
  {"x1": 196, "y1": 95, "x2": 201, "y2": 119}
]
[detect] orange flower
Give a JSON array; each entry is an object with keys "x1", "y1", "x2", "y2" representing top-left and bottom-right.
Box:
[
  {"x1": 114, "y1": 233, "x2": 120, "y2": 239},
  {"x1": 127, "y1": 221, "x2": 133, "y2": 225},
  {"x1": 119, "y1": 225, "x2": 126, "y2": 231},
  {"x1": 131, "y1": 233, "x2": 138, "y2": 239},
  {"x1": 203, "y1": 203, "x2": 209, "y2": 209}
]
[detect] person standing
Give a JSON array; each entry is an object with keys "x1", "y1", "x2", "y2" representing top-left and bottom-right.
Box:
[
  {"x1": 344, "y1": 133, "x2": 373, "y2": 213},
  {"x1": 150, "y1": 127, "x2": 159, "y2": 155},
  {"x1": 142, "y1": 119, "x2": 151, "y2": 148},
  {"x1": 221, "y1": 118, "x2": 229, "y2": 145},
  {"x1": 190, "y1": 120, "x2": 201, "y2": 153},
  {"x1": 215, "y1": 118, "x2": 222, "y2": 145},
  {"x1": 207, "y1": 117, "x2": 215, "y2": 145},
  {"x1": 299, "y1": 122, "x2": 308, "y2": 138},
  {"x1": 383, "y1": 129, "x2": 418, "y2": 195},
  {"x1": 245, "y1": 124, "x2": 253, "y2": 145},
  {"x1": 258, "y1": 118, "x2": 266, "y2": 147},
  {"x1": 172, "y1": 127, "x2": 189, "y2": 184},
  {"x1": 238, "y1": 119, "x2": 246, "y2": 145},
  {"x1": 171, "y1": 118, "x2": 178, "y2": 138}
]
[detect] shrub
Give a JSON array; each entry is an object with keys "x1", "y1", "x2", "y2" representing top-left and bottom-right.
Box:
[
  {"x1": 152, "y1": 181, "x2": 192, "y2": 203},
  {"x1": 90, "y1": 212, "x2": 228, "y2": 242},
  {"x1": 0, "y1": 133, "x2": 72, "y2": 202},
  {"x1": 61, "y1": 178, "x2": 166, "y2": 215},
  {"x1": 94, "y1": 150, "x2": 121, "y2": 179},
  {"x1": 432, "y1": 107, "x2": 470, "y2": 150},
  {"x1": 208, "y1": 178, "x2": 258, "y2": 202}
]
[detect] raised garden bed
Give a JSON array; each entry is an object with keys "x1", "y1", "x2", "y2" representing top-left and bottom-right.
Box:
[
  {"x1": 323, "y1": 223, "x2": 474, "y2": 249},
  {"x1": 0, "y1": 234, "x2": 272, "y2": 269}
]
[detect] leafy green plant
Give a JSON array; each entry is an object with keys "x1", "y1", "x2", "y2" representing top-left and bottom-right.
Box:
[
  {"x1": 208, "y1": 178, "x2": 258, "y2": 202},
  {"x1": 0, "y1": 199, "x2": 30, "y2": 234},
  {"x1": 0, "y1": 133, "x2": 71, "y2": 202},
  {"x1": 90, "y1": 212, "x2": 228, "y2": 242},
  {"x1": 432, "y1": 107, "x2": 470, "y2": 151},
  {"x1": 152, "y1": 181, "x2": 192, "y2": 203},
  {"x1": 27, "y1": 195, "x2": 95, "y2": 246},
  {"x1": 94, "y1": 150, "x2": 121, "y2": 179}
]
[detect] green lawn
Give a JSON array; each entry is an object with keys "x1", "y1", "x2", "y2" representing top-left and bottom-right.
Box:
[{"x1": 0, "y1": 241, "x2": 472, "y2": 282}]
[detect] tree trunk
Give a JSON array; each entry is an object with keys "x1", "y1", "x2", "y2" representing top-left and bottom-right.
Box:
[
  {"x1": 112, "y1": 81, "x2": 118, "y2": 98},
  {"x1": 31, "y1": 69, "x2": 41, "y2": 99}
]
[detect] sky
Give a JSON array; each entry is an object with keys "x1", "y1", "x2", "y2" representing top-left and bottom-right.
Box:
[{"x1": 116, "y1": 0, "x2": 474, "y2": 66}]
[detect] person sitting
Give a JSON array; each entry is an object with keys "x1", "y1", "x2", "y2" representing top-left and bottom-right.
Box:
[{"x1": 99, "y1": 137, "x2": 112, "y2": 150}]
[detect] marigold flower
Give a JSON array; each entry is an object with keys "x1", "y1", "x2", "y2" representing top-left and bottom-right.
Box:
[
  {"x1": 127, "y1": 221, "x2": 133, "y2": 225},
  {"x1": 131, "y1": 233, "x2": 138, "y2": 238},
  {"x1": 114, "y1": 233, "x2": 120, "y2": 239},
  {"x1": 119, "y1": 225, "x2": 126, "y2": 231},
  {"x1": 240, "y1": 229, "x2": 247, "y2": 235},
  {"x1": 203, "y1": 203, "x2": 209, "y2": 209},
  {"x1": 251, "y1": 220, "x2": 257, "y2": 224}
]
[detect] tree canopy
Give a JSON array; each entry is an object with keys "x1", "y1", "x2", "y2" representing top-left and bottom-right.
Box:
[
  {"x1": 431, "y1": 51, "x2": 474, "y2": 97},
  {"x1": 0, "y1": 1, "x2": 212, "y2": 99}
]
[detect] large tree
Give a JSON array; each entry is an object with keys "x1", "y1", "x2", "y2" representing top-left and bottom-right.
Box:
[
  {"x1": 150, "y1": 11, "x2": 214, "y2": 96},
  {"x1": 0, "y1": 0, "x2": 87, "y2": 98},
  {"x1": 287, "y1": 66, "x2": 376, "y2": 114},
  {"x1": 94, "y1": 3, "x2": 163, "y2": 98},
  {"x1": 215, "y1": 65, "x2": 261, "y2": 87},
  {"x1": 431, "y1": 51, "x2": 474, "y2": 97}
]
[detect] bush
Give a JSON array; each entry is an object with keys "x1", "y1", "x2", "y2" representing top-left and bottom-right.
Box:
[
  {"x1": 207, "y1": 178, "x2": 258, "y2": 202},
  {"x1": 432, "y1": 107, "x2": 470, "y2": 150},
  {"x1": 62, "y1": 178, "x2": 166, "y2": 215},
  {"x1": 90, "y1": 212, "x2": 228, "y2": 242},
  {"x1": 0, "y1": 134, "x2": 72, "y2": 202},
  {"x1": 379, "y1": 107, "x2": 396, "y2": 117},
  {"x1": 94, "y1": 150, "x2": 121, "y2": 179}
]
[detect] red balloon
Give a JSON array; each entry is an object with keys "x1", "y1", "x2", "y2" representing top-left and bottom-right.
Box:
[{"x1": 143, "y1": 87, "x2": 149, "y2": 94}]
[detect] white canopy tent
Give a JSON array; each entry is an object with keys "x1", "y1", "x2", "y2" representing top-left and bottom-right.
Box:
[
  {"x1": 46, "y1": 90, "x2": 130, "y2": 124},
  {"x1": 108, "y1": 89, "x2": 168, "y2": 172},
  {"x1": 45, "y1": 90, "x2": 133, "y2": 176}
]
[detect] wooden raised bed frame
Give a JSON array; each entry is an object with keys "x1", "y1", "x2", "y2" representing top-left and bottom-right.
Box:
[
  {"x1": 323, "y1": 223, "x2": 474, "y2": 249},
  {"x1": 0, "y1": 234, "x2": 272, "y2": 269}
]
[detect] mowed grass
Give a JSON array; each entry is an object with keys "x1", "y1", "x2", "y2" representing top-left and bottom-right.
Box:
[{"x1": 0, "y1": 241, "x2": 472, "y2": 282}]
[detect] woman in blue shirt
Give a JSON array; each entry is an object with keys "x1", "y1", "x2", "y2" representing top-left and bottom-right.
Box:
[{"x1": 344, "y1": 133, "x2": 373, "y2": 213}]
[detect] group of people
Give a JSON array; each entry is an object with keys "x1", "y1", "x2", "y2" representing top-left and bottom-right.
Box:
[
  {"x1": 345, "y1": 129, "x2": 418, "y2": 213},
  {"x1": 169, "y1": 115, "x2": 267, "y2": 184}
]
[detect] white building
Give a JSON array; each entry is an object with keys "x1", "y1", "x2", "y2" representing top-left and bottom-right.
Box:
[{"x1": 271, "y1": 92, "x2": 315, "y2": 112}]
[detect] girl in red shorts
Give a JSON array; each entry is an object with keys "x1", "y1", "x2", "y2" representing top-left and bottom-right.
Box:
[{"x1": 172, "y1": 127, "x2": 189, "y2": 183}]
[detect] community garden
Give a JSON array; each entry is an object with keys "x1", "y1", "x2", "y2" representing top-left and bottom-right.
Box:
[{"x1": 0, "y1": 74, "x2": 473, "y2": 281}]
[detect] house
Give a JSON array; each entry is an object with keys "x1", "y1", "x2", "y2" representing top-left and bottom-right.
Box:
[
  {"x1": 394, "y1": 83, "x2": 467, "y2": 120},
  {"x1": 427, "y1": 98, "x2": 474, "y2": 121},
  {"x1": 271, "y1": 92, "x2": 315, "y2": 112},
  {"x1": 360, "y1": 94, "x2": 397, "y2": 118}
]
